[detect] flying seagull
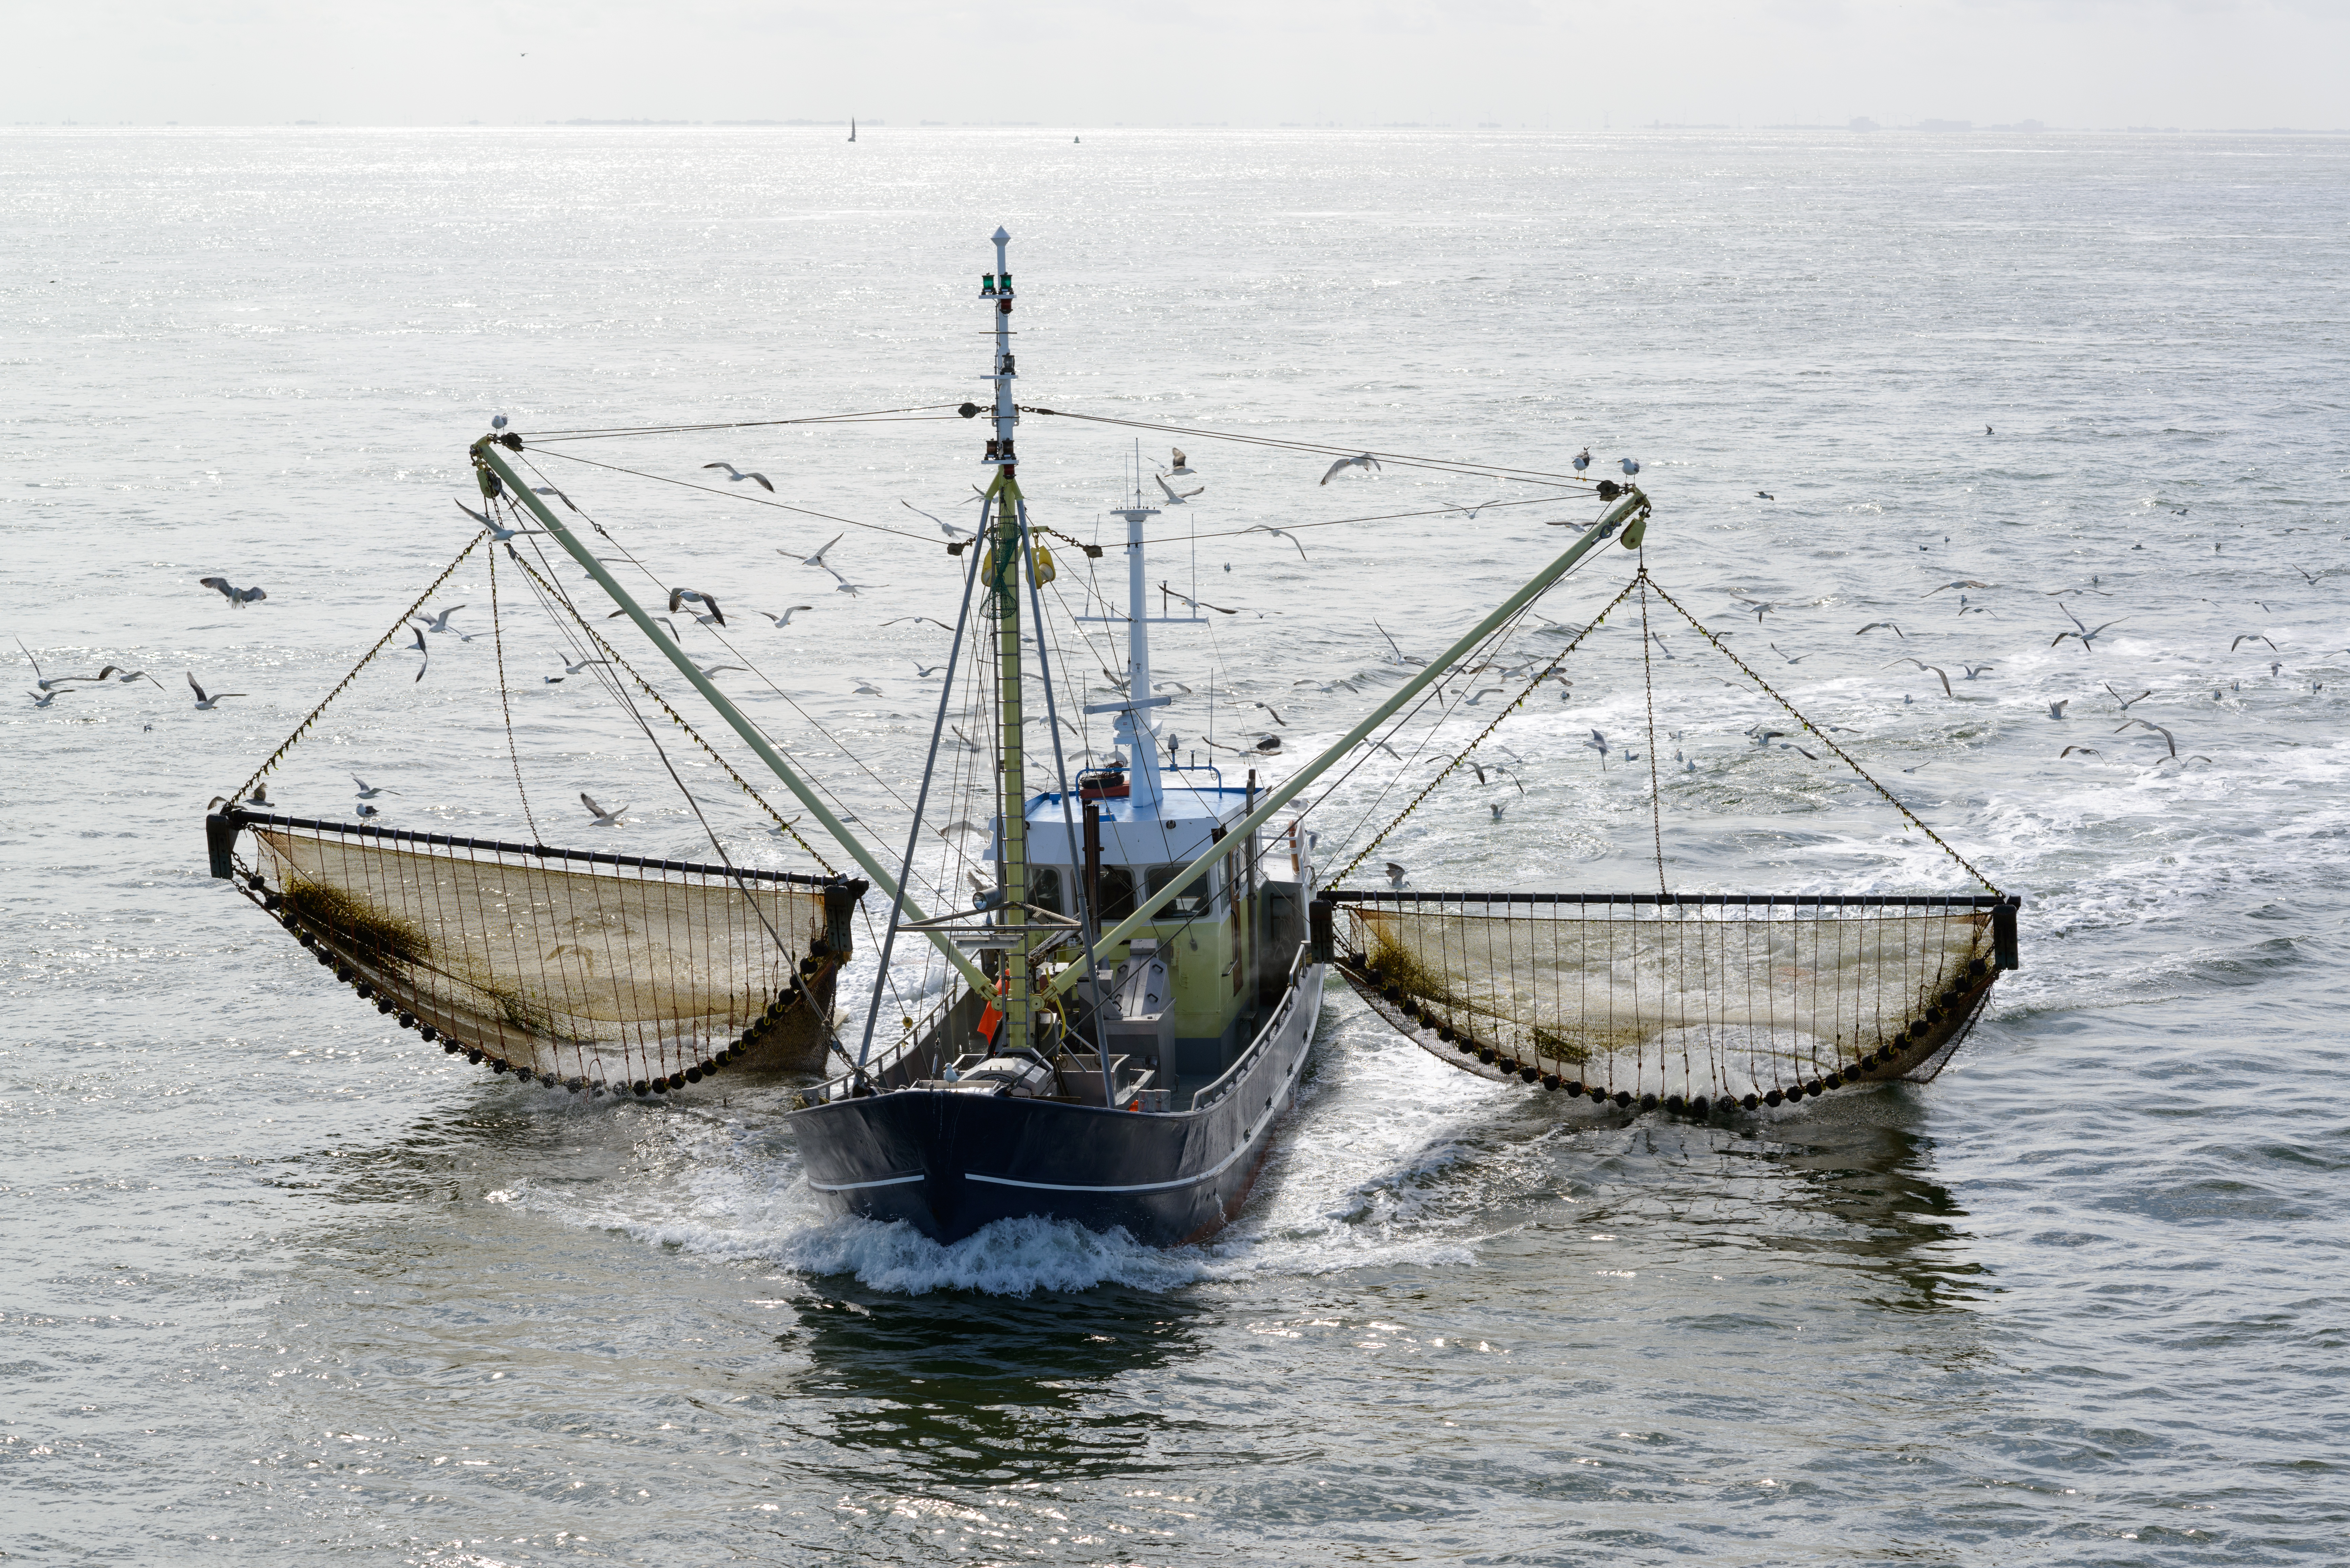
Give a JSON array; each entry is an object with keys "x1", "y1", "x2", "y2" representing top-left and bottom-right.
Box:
[
  {"x1": 454, "y1": 499, "x2": 545, "y2": 541},
  {"x1": 579, "y1": 792, "x2": 628, "y2": 826},
  {"x1": 668, "y1": 588, "x2": 725, "y2": 627},
  {"x1": 92, "y1": 666, "x2": 165, "y2": 689},
  {"x1": 1167, "y1": 448, "x2": 1195, "y2": 476},
  {"x1": 1887, "y1": 657, "x2": 1954, "y2": 697},
  {"x1": 2052, "y1": 604, "x2": 2125, "y2": 652},
  {"x1": 1855, "y1": 621, "x2": 1904, "y2": 638},
  {"x1": 1319, "y1": 453, "x2": 1380, "y2": 485},
  {"x1": 902, "y1": 500, "x2": 971, "y2": 539},
  {"x1": 17, "y1": 639, "x2": 101, "y2": 691},
  {"x1": 186, "y1": 672, "x2": 246, "y2": 710},
  {"x1": 1385, "y1": 861, "x2": 1407, "y2": 888},
  {"x1": 1244, "y1": 524, "x2": 1309, "y2": 562},
  {"x1": 199, "y1": 576, "x2": 267, "y2": 608},
  {"x1": 353, "y1": 776, "x2": 397, "y2": 799},
  {"x1": 2114, "y1": 718, "x2": 2177, "y2": 758},
  {"x1": 760, "y1": 606, "x2": 816, "y2": 627},
  {"x1": 1153, "y1": 473, "x2": 1203, "y2": 504},
  {"x1": 703, "y1": 462, "x2": 775, "y2": 492},
  {"x1": 1160, "y1": 582, "x2": 1238, "y2": 616},
  {"x1": 402, "y1": 625, "x2": 430, "y2": 681},
  {"x1": 783, "y1": 533, "x2": 845, "y2": 570},
  {"x1": 413, "y1": 606, "x2": 468, "y2": 635}
]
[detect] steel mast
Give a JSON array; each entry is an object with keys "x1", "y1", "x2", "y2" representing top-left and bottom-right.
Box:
[{"x1": 981, "y1": 228, "x2": 1033, "y2": 1059}]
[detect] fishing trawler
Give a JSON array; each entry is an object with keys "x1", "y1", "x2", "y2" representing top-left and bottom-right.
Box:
[{"x1": 203, "y1": 226, "x2": 2017, "y2": 1250}]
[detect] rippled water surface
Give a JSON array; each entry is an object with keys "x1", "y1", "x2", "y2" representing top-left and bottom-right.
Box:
[{"x1": 5, "y1": 126, "x2": 2349, "y2": 1564}]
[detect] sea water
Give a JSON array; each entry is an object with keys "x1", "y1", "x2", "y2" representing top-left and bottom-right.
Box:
[{"x1": 3, "y1": 126, "x2": 2348, "y2": 1563}]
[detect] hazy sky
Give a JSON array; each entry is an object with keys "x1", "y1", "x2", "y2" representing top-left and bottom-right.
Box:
[{"x1": 13, "y1": 0, "x2": 2348, "y2": 130}]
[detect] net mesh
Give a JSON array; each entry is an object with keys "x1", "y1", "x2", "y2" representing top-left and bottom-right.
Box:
[
  {"x1": 1334, "y1": 895, "x2": 2006, "y2": 1105},
  {"x1": 248, "y1": 819, "x2": 835, "y2": 1087}
]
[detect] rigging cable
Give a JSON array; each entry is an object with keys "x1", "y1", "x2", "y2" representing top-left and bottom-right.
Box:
[
  {"x1": 520, "y1": 403, "x2": 972, "y2": 441},
  {"x1": 1018, "y1": 404, "x2": 1601, "y2": 486},
  {"x1": 226, "y1": 532, "x2": 485, "y2": 805},
  {"x1": 856, "y1": 514, "x2": 988, "y2": 1069},
  {"x1": 514, "y1": 453, "x2": 964, "y2": 892},
  {"x1": 500, "y1": 536, "x2": 839, "y2": 874},
  {"x1": 486, "y1": 542, "x2": 546, "y2": 845}
]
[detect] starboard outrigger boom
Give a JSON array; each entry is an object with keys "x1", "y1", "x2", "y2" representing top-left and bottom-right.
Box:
[{"x1": 1037, "y1": 482, "x2": 1651, "y2": 1003}]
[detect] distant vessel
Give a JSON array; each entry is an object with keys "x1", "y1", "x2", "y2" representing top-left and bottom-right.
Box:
[{"x1": 848, "y1": 117, "x2": 856, "y2": 143}]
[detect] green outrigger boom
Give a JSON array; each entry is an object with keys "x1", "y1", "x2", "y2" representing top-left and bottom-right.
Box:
[
  {"x1": 1039, "y1": 483, "x2": 1650, "y2": 1003},
  {"x1": 470, "y1": 437, "x2": 997, "y2": 999}
]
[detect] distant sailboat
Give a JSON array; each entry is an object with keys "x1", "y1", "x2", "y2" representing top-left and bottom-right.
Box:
[{"x1": 848, "y1": 117, "x2": 857, "y2": 143}]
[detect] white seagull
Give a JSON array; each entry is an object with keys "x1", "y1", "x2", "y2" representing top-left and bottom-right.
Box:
[
  {"x1": 353, "y1": 776, "x2": 397, "y2": 799},
  {"x1": 455, "y1": 499, "x2": 543, "y2": 540},
  {"x1": 1153, "y1": 473, "x2": 1203, "y2": 504},
  {"x1": 579, "y1": 792, "x2": 628, "y2": 827},
  {"x1": 199, "y1": 575, "x2": 267, "y2": 608},
  {"x1": 758, "y1": 606, "x2": 816, "y2": 627},
  {"x1": 783, "y1": 533, "x2": 845, "y2": 571},
  {"x1": 703, "y1": 462, "x2": 775, "y2": 492},
  {"x1": 1320, "y1": 453, "x2": 1380, "y2": 485},
  {"x1": 1244, "y1": 524, "x2": 1309, "y2": 562},
  {"x1": 187, "y1": 673, "x2": 246, "y2": 710},
  {"x1": 668, "y1": 588, "x2": 725, "y2": 627},
  {"x1": 902, "y1": 500, "x2": 972, "y2": 539}
]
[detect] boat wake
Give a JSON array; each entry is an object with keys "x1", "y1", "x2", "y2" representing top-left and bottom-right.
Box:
[{"x1": 503, "y1": 1006, "x2": 1511, "y2": 1296}]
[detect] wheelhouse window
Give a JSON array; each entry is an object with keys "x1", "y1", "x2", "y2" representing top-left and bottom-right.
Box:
[
  {"x1": 1029, "y1": 866, "x2": 1064, "y2": 917},
  {"x1": 1146, "y1": 862, "x2": 1215, "y2": 916},
  {"x1": 1097, "y1": 865, "x2": 1136, "y2": 922}
]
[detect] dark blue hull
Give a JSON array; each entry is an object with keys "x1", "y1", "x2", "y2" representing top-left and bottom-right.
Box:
[{"x1": 792, "y1": 963, "x2": 1324, "y2": 1245}]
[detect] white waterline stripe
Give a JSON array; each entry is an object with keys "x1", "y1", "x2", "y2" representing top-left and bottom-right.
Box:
[{"x1": 807, "y1": 1172, "x2": 927, "y2": 1192}]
